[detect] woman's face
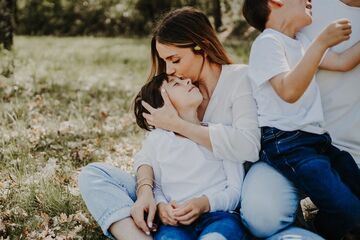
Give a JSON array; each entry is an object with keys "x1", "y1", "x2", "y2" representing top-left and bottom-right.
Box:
[
  {"x1": 161, "y1": 76, "x2": 203, "y2": 112},
  {"x1": 156, "y1": 41, "x2": 205, "y2": 83}
]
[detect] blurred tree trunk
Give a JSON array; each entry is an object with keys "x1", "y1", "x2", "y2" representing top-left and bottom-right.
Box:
[
  {"x1": 0, "y1": 0, "x2": 16, "y2": 50},
  {"x1": 213, "y1": 0, "x2": 222, "y2": 32}
]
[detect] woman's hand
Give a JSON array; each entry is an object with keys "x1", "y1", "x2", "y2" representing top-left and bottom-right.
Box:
[
  {"x1": 158, "y1": 201, "x2": 179, "y2": 226},
  {"x1": 173, "y1": 196, "x2": 210, "y2": 225},
  {"x1": 142, "y1": 88, "x2": 180, "y2": 131},
  {"x1": 130, "y1": 188, "x2": 157, "y2": 235}
]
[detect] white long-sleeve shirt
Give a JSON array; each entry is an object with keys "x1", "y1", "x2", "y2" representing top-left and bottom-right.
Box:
[
  {"x1": 134, "y1": 128, "x2": 244, "y2": 212},
  {"x1": 203, "y1": 64, "x2": 260, "y2": 163}
]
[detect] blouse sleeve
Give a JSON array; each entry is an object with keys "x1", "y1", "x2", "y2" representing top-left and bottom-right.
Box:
[{"x1": 208, "y1": 74, "x2": 261, "y2": 163}]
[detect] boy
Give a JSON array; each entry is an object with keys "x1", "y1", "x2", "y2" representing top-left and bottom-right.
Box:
[
  {"x1": 133, "y1": 73, "x2": 246, "y2": 240},
  {"x1": 242, "y1": 0, "x2": 360, "y2": 239}
]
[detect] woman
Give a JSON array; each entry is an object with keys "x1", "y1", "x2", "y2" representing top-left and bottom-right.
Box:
[{"x1": 78, "y1": 7, "x2": 322, "y2": 240}]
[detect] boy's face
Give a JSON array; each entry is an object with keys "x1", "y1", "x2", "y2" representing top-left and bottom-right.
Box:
[
  {"x1": 162, "y1": 76, "x2": 203, "y2": 112},
  {"x1": 280, "y1": 0, "x2": 313, "y2": 27}
]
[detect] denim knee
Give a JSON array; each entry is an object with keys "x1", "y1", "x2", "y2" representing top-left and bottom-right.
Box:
[
  {"x1": 240, "y1": 162, "x2": 299, "y2": 238},
  {"x1": 199, "y1": 233, "x2": 226, "y2": 240},
  {"x1": 78, "y1": 162, "x2": 136, "y2": 238},
  {"x1": 155, "y1": 225, "x2": 195, "y2": 240},
  {"x1": 78, "y1": 162, "x2": 101, "y2": 194}
]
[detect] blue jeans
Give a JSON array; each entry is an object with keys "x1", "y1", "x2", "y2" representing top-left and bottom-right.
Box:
[
  {"x1": 78, "y1": 162, "x2": 323, "y2": 239},
  {"x1": 154, "y1": 211, "x2": 246, "y2": 240},
  {"x1": 240, "y1": 161, "x2": 299, "y2": 238},
  {"x1": 260, "y1": 127, "x2": 360, "y2": 240}
]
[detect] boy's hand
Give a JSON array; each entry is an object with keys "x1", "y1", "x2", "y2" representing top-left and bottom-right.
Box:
[
  {"x1": 173, "y1": 196, "x2": 210, "y2": 225},
  {"x1": 158, "y1": 202, "x2": 178, "y2": 226},
  {"x1": 318, "y1": 19, "x2": 352, "y2": 49}
]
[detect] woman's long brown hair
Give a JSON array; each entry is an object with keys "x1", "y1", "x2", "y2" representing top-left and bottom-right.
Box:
[{"x1": 148, "y1": 7, "x2": 233, "y2": 82}]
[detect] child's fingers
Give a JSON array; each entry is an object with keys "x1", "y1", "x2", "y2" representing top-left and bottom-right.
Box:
[
  {"x1": 177, "y1": 211, "x2": 198, "y2": 224},
  {"x1": 337, "y1": 18, "x2": 350, "y2": 25},
  {"x1": 343, "y1": 28, "x2": 352, "y2": 36},
  {"x1": 341, "y1": 22, "x2": 351, "y2": 30},
  {"x1": 170, "y1": 200, "x2": 179, "y2": 209},
  {"x1": 173, "y1": 205, "x2": 192, "y2": 217}
]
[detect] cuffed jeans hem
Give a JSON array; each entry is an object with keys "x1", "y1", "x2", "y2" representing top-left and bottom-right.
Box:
[{"x1": 99, "y1": 206, "x2": 132, "y2": 239}]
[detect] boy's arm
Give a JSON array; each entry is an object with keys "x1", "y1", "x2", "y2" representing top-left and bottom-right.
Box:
[
  {"x1": 270, "y1": 19, "x2": 352, "y2": 103},
  {"x1": 320, "y1": 41, "x2": 360, "y2": 72}
]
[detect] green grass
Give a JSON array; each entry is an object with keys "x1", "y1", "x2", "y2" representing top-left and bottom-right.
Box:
[{"x1": 0, "y1": 36, "x2": 251, "y2": 239}]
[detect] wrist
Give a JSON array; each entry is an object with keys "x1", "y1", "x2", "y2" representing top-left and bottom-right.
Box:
[
  {"x1": 199, "y1": 196, "x2": 210, "y2": 213},
  {"x1": 137, "y1": 185, "x2": 153, "y2": 198},
  {"x1": 172, "y1": 117, "x2": 187, "y2": 133},
  {"x1": 314, "y1": 37, "x2": 330, "y2": 53}
]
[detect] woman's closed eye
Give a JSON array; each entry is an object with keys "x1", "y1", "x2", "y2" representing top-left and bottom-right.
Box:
[{"x1": 172, "y1": 59, "x2": 180, "y2": 64}]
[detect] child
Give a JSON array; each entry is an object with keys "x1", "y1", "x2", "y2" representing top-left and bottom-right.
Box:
[
  {"x1": 133, "y1": 73, "x2": 246, "y2": 240},
  {"x1": 242, "y1": 0, "x2": 360, "y2": 239}
]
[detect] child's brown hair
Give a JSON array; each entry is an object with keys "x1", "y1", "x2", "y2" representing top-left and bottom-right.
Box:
[
  {"x1": 242, "y1": 0, "x2": 271, "y2": 32},
  {"x1": 134, "y1": 73, "x2": 168, "y2": 131}
]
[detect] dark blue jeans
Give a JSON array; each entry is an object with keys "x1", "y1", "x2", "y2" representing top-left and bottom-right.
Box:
[
  {"x1": 154, "y1": 211, "x2": 247, "y2": 240},
  {"x1": 260, "y1": 127, "x2": 360, "y2": 240}
]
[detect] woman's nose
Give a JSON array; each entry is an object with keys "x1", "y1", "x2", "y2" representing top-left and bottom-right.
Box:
[{"x1": 166, "y1": 64, "x2": 175, "y2": 75}]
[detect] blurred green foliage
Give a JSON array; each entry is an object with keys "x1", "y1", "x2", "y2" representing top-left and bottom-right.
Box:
[
  {"x1": 15, "y1": 0, "x2": 216, "y2": 36},
  {"x1": 14, "y1": 0, "x2": 248, "y2": 36}
]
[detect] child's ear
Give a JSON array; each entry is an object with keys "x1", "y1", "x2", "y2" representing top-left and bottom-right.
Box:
[{"x1": 269, "y1": 0, "x2": 284, "y2": 8}]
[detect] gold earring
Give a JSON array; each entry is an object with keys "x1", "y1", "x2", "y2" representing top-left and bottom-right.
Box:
[{"x1": 194, "y1": 45, "x2": 201, "y2": 51}]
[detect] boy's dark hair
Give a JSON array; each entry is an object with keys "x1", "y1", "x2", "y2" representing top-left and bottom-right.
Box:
[
  {"x1": 242, "y1": 0, "x2": 271, "y2": 32},
  {"x1": 134, "y1": 73, "x2": 168, "y2": 131}
]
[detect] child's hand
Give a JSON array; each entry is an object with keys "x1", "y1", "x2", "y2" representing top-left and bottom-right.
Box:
[
  {"x1": 173, "y1": 196, "x2": 210, "y2": 225},
  {"x1": 157, "y1": 202, "x2": 178, "y2": 226},
  {"x1": 318, "y1": 19, "x2": 352, "y2": 48}
]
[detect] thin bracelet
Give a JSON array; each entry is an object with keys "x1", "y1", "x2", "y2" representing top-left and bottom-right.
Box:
[
  {"x1": 136, "y1": 183, "x2": 153, "y2": 195},
  {"x1": 136, "y1": 177, "x2": 153, "y2": 185}
]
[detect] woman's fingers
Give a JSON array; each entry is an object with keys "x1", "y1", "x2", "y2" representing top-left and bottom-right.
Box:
[
  {"x1": 141, "y1": 100, "x2": 155, "y2": 113},
  {"x1": 160, "y1": 88, "x2": 172, "y2": 106},
  {"x1": 131, "y1": 208, "x2": 150, "y2": 234},
  {"x1": 147, "y1": 203, "x2": 156, "y2": 230},
  {"x1": 142, "y1": 113, "x2": 154, "y2": 127}
]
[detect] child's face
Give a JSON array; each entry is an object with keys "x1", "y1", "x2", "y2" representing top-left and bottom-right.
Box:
[
  {"x1": 281, "y1": 0, "x2": 313, "y2": 28},
  {"x1": 162, "y1": 76, "x2": 203, "y2": 112}
]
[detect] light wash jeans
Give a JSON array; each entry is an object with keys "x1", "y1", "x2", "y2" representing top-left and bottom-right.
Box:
[{"x1": 78, "y1": 162, "x2": 323, "y2": 239}]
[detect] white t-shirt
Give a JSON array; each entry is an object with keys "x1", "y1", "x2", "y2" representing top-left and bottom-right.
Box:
[
  {"x1": 248, "y1": 28, "x2": 325, "y2": 134},
  {"x1": 134, "y1": 129, "x2": 244, "y2": 212},
  {"x1": 301, "y1": 0, "x2": 360, "y2": 163}
]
